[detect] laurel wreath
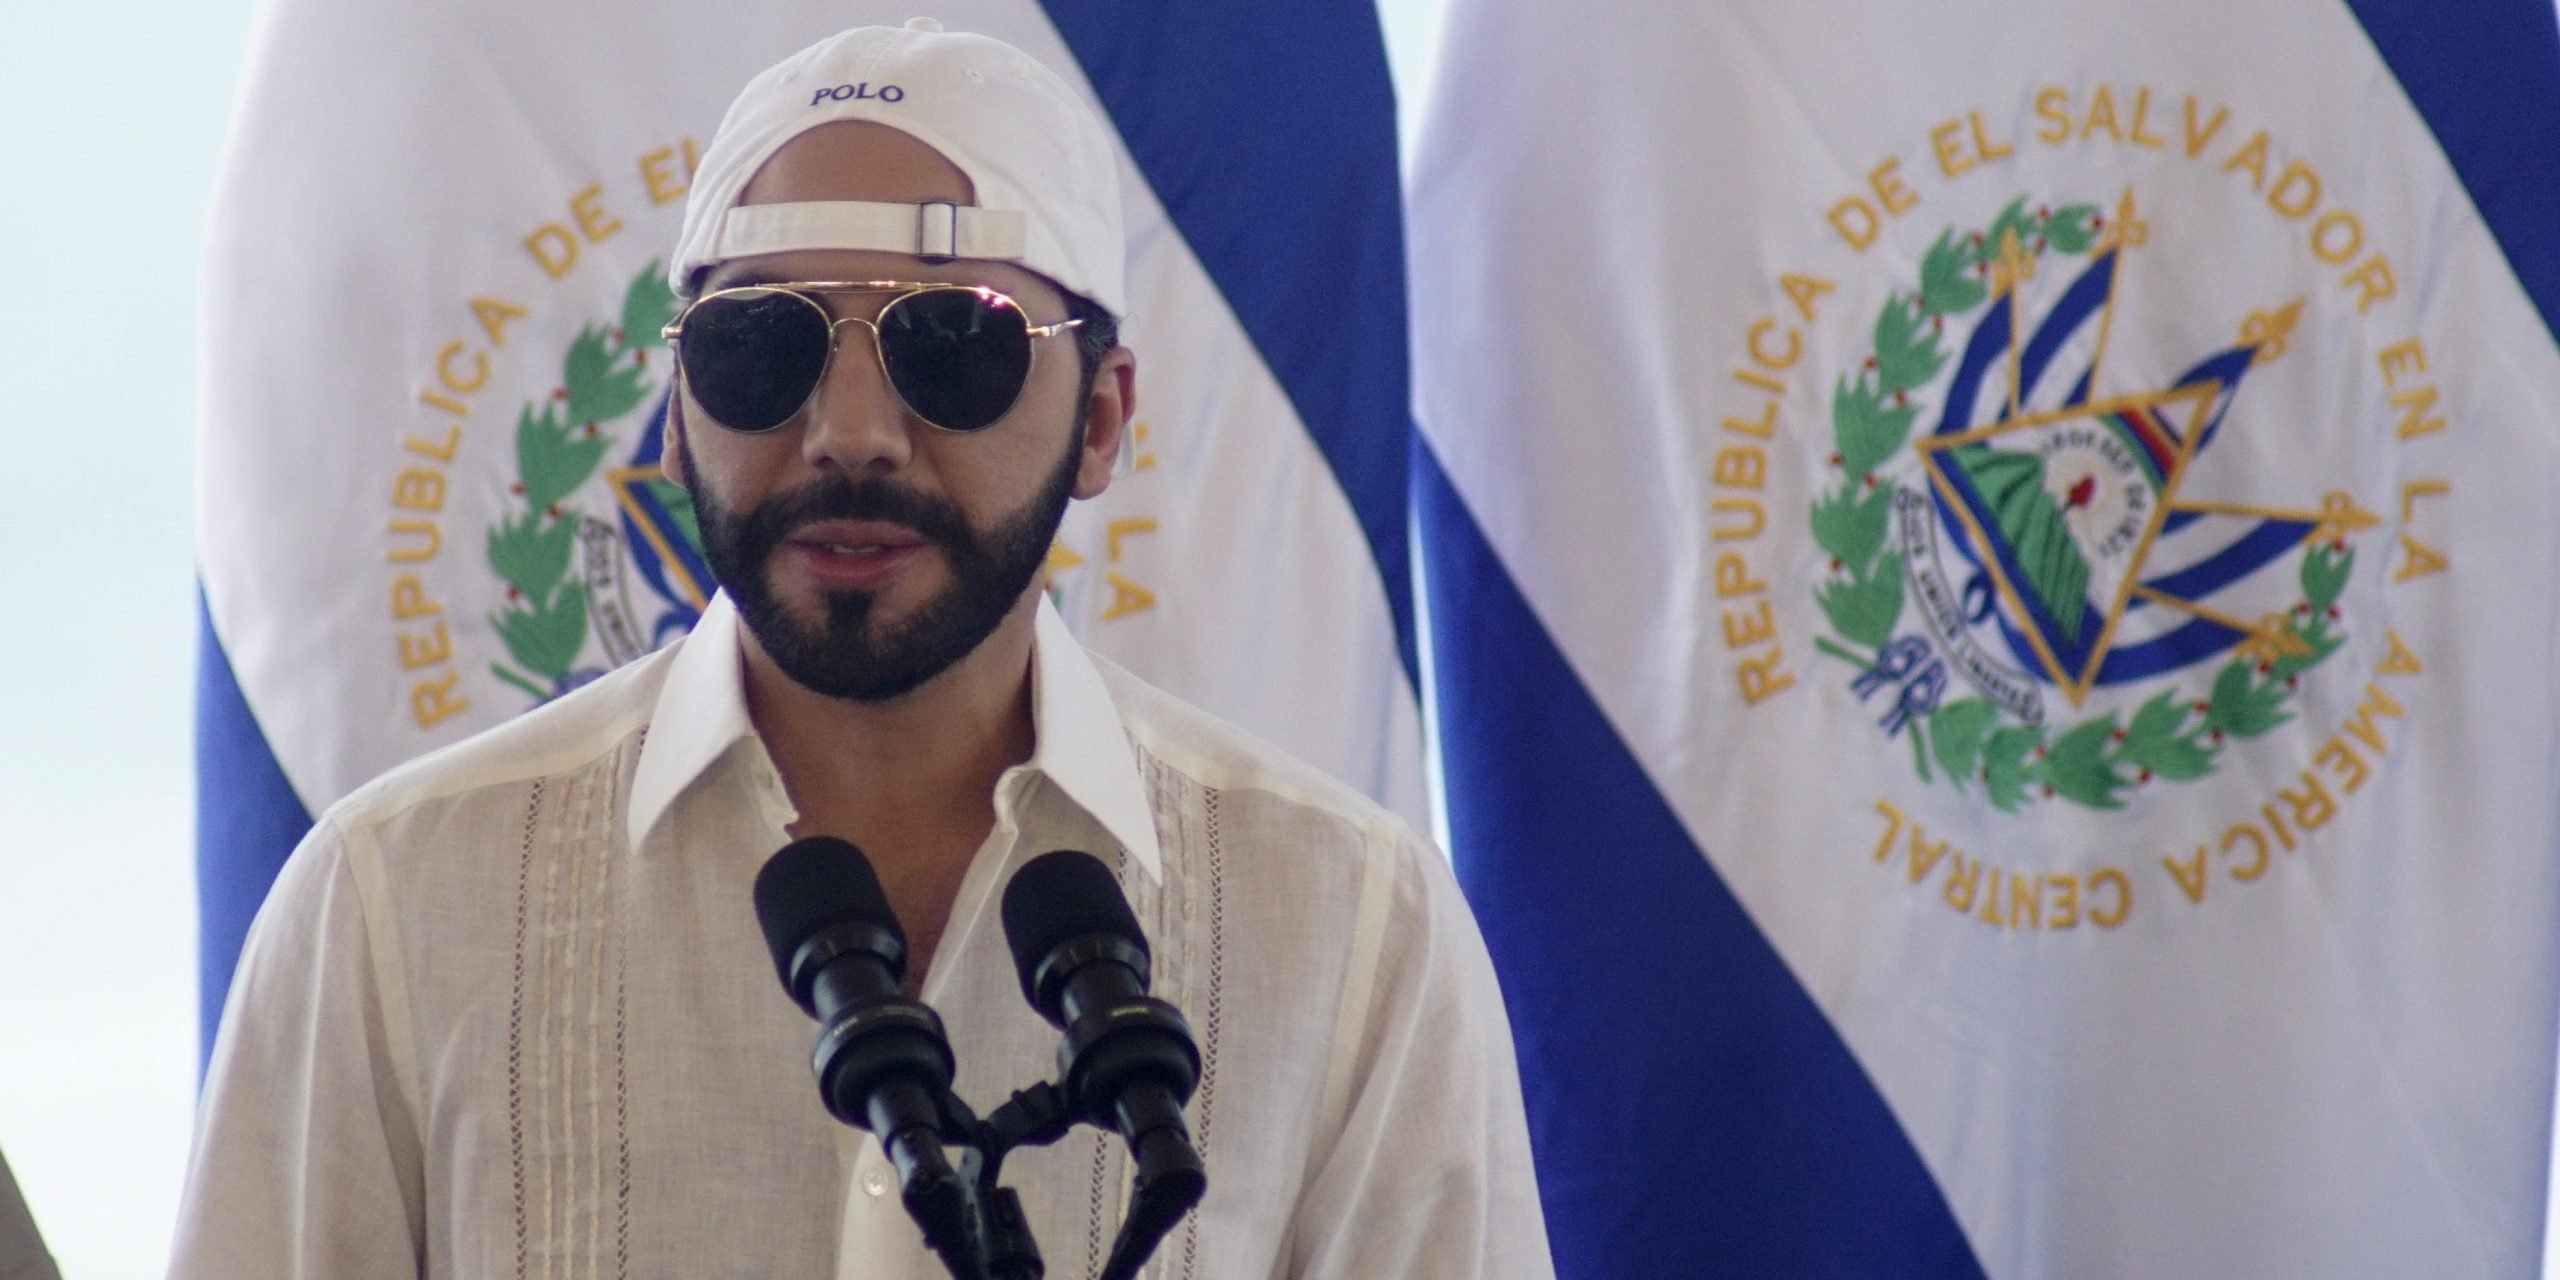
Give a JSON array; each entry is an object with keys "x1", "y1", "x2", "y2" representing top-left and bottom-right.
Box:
[
  {"x1": 486, "y1": 263, "x2": 685, "y2": 701},
  {"x1": 1809, "y1": 196, "x2": 2351, "y2": 812}
]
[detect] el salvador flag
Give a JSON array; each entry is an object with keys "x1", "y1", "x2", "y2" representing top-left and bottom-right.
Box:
[
  {"x1": 196, "y1": 0, "x2": 1423, "y2": 1061},
  {"x1": 1411, "y1": 0, "x2": 2560, "y2": 1275}
]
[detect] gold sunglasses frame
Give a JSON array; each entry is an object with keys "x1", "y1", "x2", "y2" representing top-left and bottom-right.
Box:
[{"x1": 659, "y1": 280, "x2": 1085, "y2": 434}]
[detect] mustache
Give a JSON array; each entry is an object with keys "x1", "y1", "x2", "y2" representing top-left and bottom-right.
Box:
[{"x1": 741, "y1": 473, "x2": 975, "y2": 552}]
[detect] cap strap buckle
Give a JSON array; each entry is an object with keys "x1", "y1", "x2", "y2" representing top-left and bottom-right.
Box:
[
  {"x1": 715, "y1": 200, "x2": 1027, "y2": 264},
  {"x1": 917, "y1": 201, "x2": 958, "y2": 257}
]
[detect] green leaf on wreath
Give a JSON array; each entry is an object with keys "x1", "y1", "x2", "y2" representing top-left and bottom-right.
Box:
[
  {"x1": 620, "y1": 264, "x2": 679, "y2": 351},
  {"x1": 1832, "y1": 374, "x2": 1918, "y2": 480},
  {"x1": 1810, "y1": 480, "x2": 1893, "y2": 568},
  {"x1": 2267, "y1": 619, "x2": 2341, "y2": 683},
  {"x1": 516, "y1": 400, "x2": 613, "y2": 514},
  {"x1": 2300, "y1": 544, "x2": 2352, "y2": 610},
  {"x1": 2045, "y1": 204, "x2": 2102, "y2": 254},
  {"x1": 486, "y1": 508, "x2": 578, "y2": 599},
  {"x1": 1919, "y1": 229, "x2": 1987, "y2": 316},
  {"x1": 2044, "y1": 714, "x2": 2127, "y2": 809},
  {"x1": 490, "y1": 581, "x2": 588, "y2": 681},
  {"x1": 2123, "y1": 687, "x2": 2186, "y2": 747},
  {"x1": 1928, "y1": 697, "x2": 2000, "y2": 789},
  {"x1": 2118, "y1": 730, "x2": 2216, "y2": 782},
  {"x1": 1985, "y1": 197, "x2": 2032, "y2": 261},
  {"x1": 2205, "y1": 661, "x2": 2248, "y2": 725},
  {"x1": 2207, "y1": 659, "x2": 2291, "y2": 737},
  {"x1": 1952, "y1": 445, "x2": 2090, "y2": 643},
  {"x1": 2116, "y1": 688, "x2": 2216, "y2": 781},
  {"x1": 1815, "y1": 552, "x2": 1904, "y2": 650},
  {"x1": 1981, "y1": 724, "x2": 2045, "y2": 813},
  {"x1": 1872, "y1": 293, "x2": 1948, "y2": 393},
  {"x1": 564, "y1": 324, "x2": 649, "y2": 426}
]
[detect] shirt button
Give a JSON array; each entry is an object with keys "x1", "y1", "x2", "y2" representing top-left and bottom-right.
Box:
[{"x1": 862, "y1": 1165, "x2": 891, "y2": 1198}]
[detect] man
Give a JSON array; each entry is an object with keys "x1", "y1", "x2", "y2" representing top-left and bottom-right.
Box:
[{"x1": 171, "y1": 20, "x2": 1550, "y2": 1279}]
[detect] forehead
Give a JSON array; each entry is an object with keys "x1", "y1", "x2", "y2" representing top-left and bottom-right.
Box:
[{"x1": 701, "y1": 120, "x2": 1062, "y2": 309}]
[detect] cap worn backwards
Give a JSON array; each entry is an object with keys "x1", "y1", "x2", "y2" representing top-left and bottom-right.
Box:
[{"x1": 669, "y1": 18, "x2": 1126, "y2": 315}]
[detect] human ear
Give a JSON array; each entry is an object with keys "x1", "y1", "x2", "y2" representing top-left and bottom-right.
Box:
[
  {"x1": 1071, "y1": 347, "x2": 1136, "y2": 500},
  {"x1": 660, "y1": 391, "x2": 692, "y2": 490}
]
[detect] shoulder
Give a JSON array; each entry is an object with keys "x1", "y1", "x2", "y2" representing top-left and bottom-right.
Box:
[
  {"x1": 323, "y1": 640, "x2": 678, "y2": 841},
  {"x1": 1089, "y1": 649, "x2": 1409, "y2": 839},
  {"x1": 1087, "y1": 649, "x2": 1460, "y2": 931},
  {"x1": 237, "y1": 644, "x2": 676, "y2": 994},
  {"x1": 233, "y1": 642, "x2": 687, "y2": 1059}
]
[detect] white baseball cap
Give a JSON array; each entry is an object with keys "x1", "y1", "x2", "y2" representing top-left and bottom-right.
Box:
[{"x1": 668, "y1": 18, "x2": 1126, "y2": 315}]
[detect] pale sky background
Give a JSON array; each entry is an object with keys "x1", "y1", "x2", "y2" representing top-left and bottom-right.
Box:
[
  {"x1": 0, "y1": 1, "x2": 1445, "y2": 1275},
  {"x1": 0, "y1": 0, "x2": 262, "y2": 1275}
]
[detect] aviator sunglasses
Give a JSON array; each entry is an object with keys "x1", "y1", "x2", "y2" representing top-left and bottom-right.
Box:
[{"x1": 661, "y1": 281, "x2": 1084, "y2": 434}]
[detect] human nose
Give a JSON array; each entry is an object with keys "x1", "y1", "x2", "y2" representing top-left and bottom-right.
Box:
[{"x1": 800, "y1": 316, "x2": 914, "y2": 474}]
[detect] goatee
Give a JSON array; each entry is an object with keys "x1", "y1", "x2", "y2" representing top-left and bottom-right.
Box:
[{"x1": 682, "y1": 422, "x2": 1080, "y2": 702}]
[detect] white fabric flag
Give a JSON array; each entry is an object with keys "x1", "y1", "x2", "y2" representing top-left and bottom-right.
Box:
[{"x1": 1410, "y1": 0, "x2": 2560, "y2": 1274}]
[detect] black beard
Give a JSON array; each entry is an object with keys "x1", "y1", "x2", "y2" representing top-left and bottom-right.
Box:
[{"x1": 681, "y1": 423, "x2": 1081, "y2": 703}]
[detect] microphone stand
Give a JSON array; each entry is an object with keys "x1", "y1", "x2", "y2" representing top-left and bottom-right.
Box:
[
  {"x1": 880, "y1": 1079, "x2": 1077, "y2": 1280},
  {"x1": 971, "y1": 1083, "x2": 1077, "y2": 1279},
  {"x1": 913, "y1": 1077, "x2": 1200, "y2": 1280}
]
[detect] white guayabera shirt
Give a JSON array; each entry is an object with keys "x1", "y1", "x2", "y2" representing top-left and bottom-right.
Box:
[{"x1": 171, "y1": 593, "x2": 1551, "y2": 1280}]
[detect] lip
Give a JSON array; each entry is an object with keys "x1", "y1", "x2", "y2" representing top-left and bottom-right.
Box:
[
  {"x1": 778, "y1": 521, "x2": 933, "y2": 592},
  {"x1": 789, "y1": 519, "x2": 928, "y2": 550}
]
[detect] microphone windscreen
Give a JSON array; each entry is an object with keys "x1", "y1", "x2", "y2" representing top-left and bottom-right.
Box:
[
  {"x1": 1000, "y1": 850, "x2": 1145, "y2": 994},
  {"x1": 753, "y1": 836, "x2": 901, "y2": 983}
]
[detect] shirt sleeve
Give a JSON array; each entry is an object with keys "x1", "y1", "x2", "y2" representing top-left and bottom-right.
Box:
[
  {"x1": 1285, "y1": 828, "x2": 1556, "y2": 1279},
  {"x1": 168, "y1": 816, "x2": 426, "y2": 1278}
]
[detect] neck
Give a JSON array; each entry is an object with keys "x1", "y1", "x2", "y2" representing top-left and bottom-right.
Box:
[{"x1": 740, "y1": 587, "x2": 1044, "y2": 870}]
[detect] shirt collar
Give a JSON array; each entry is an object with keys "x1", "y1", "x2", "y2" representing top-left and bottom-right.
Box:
[
  {"x1": 1023, "y1": 593, "x2": 1163, "y2": 883},
  {"x1": 626, "y1": 591, "x2": 1162, "y2": 883},
  {"x1": 627, "y1": 591, "x2": 773, "y2": 856}
]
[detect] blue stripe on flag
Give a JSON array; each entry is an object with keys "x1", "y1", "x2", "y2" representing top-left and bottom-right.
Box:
[
  {"x1": 1038, "y1": 0, "x2": 1418, "y2": 682},
  {"x1": 2345, "y1": 0, "x2": 2560, "y2": 342},
  {"x1": 193, "y1": 588, "x2": 313, "y2": 1070},
  {"x1": 1415, "y1": 443, "x2": 1986, "y2": 1279}
]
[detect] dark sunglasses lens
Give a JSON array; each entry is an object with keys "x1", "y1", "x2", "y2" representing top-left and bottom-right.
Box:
[
  {"x1": 878, "y1": 289, "x2": 1034, "y2": 431},
  {"x1": 677, "y1": 291, "x2": 830, "y2": 431}
]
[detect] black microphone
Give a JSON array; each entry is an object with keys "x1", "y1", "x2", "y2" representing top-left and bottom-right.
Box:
[
  {"x1": 1001, "y1": 850, "x2": 1206, "y2": 1280},
  {"x1": 753, "y1": 837, "x2": 980, "y2": 1275}
]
